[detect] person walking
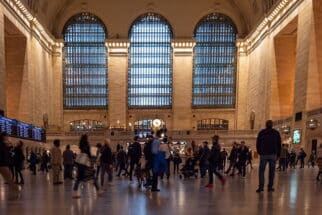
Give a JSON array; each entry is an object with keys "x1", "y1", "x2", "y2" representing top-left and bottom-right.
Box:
[
  {"x1": 29, "y1": 151, "x2": 38, "y2": 175},
  {"x1": 13, "y1": 141, "x2": 25, "y2": 184},
  {"x1": 0, "y1": 132, "x2": 20, "y2": 193},
  {"x1": 256, "y1": 120, "x2": 281, "y2": 193},
  {"x1": 100, "y1": 139, "x2": 113, "y2": 187},
  {"x1": 225, "y1": 142, "x2": 238, "y2": 176},
  {"x1": 116, "y1": 146, "x2": 129, "y2": 177},
  {"x1": 159, "y1": 137, "x2": 171, "y2": 180},
  {"x1": 220, "y1": 148, "x2": 228, "y2": 171},
  {"x1": 199, "y1": 141, "x2": 210, "y2": 178},
  {"x1": 51, "y1": 139, "x2": 63, "y2": 185},
  {"x1": 173, "y1": 151, "x2": 182, "y2": 175},
  {"x1": 73, "y1": 134, "x2": 102, "y2": 198},
  {"x1": 151, "y1": 130, "x2": 162, "y2": 192},
  {"x1": 298, "y1": 148, "x2": 307, "y2": 168},
  {"x1": 95, "y1": 143, "x2": 102, "y2": 178},
  {"x1": 205, "y1": 135, "x2": 226, "y2": 188},
  {"x1": 63, "y1": 145, "x2": 74, "y2": 180},
  {"x1": 316, "y1": 144, "x2": 322, "y2": 181},
  {"x1": 128, "y1": 136, "x2": 142, "y2": 182},
  {"x1": 308, "y1": 151, "x2": 316, "y2": 168},
  {"x1": 143, "y1": 135, "x2": 154, "y2": 187},
  {"x1": 238, "y1": 141, "x2": 249, "y2": 178},
  {"x1": 279, "y1": 145, "x2": 289, "y2": 172}
]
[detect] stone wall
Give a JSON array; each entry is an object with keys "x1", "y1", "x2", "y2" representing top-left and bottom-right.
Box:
[{"x1": 0, "y1": 4, "x2": 54, "y2": 127}]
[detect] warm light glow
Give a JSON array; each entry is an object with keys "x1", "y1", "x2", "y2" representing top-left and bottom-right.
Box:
[
  {"x1": 4, "y1": 0, "x2": 61, "y2": 52},
  {"x1": 239, "y1": 0, "x2": 299, "y2": 54}
]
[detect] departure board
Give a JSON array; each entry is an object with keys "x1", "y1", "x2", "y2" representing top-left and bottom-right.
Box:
[
  {"x1": 17, "y1": 122, "x2": 32, "y2": 139},
  {"x1": 0, "y1": 116, "x2": 46, "y2": 142},
  {"x1": 0, "y1": 117, "x2": 17, "y2": 136}
]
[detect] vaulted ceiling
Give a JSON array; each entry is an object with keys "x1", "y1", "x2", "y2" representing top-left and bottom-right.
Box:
[{"x1": 22, "y1": 0, "x2": 276, "y2": 38}]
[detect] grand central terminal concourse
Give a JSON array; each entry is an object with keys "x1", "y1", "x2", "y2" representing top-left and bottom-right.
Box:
[{"x1": 1, "y1": 0, "x2": 322, "y2": 214}]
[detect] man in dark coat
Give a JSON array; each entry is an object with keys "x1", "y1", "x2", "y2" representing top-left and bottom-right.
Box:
[
  {"x1": 237, "y1": 141, "x2": 249, "y2": 178},
  {"x1": 63, "y1": 145, "x2": 74, "y2": 180},
  {"x1": 128, "y1": 136, "x2": 142, "y2": 181},
  {"x1": 205, "y1": 135, "x2": 225, "y2": 188},
  {"x1": 256, "y1": 120, "x2": 281, "y2": 193},
  {"x1": 100, "y1": 140, "x2": 113, "y2": 187},
  {"x1": 199, "y1": 141, "x2": 210, "y2": 178},
  {"x1": 14, "y1": 141, "x2": 25, "y2": 184}
]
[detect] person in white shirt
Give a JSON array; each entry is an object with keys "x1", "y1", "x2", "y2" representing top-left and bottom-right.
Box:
[{"x1": 159, "y1": 138, "x2": 171, "y2": 180}]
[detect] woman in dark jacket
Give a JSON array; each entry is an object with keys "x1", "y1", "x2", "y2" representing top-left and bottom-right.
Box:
[
  {"x1": 205, "y1": 135, "x2": 226, "y2": 188},
  {"x1": 14, "y1": 141, "x2": 25, "y2": 184},
  {"x1": 0, "y1": 132, "x2": 19, "y2": 192}
]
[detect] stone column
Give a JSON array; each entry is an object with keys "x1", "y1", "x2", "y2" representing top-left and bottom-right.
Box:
[
  {"x1": 172, "y1": 39, "x2": 195, "y2": 131},
  {"x1": 293, "y1": 4, "x2": 313, "y2": 150},
  {"x1": 307, "y1": 0, "x2": 322, "y2": 109},
  {"x1": 0, "y1": 10, "x2": 6, "y2": 113},
  {"x1": 107, "y1": 40, "x2": 129, "y2": 129},
  {"x1": 236, "y1": 40, "x2": 249, "y2": 130},
  {"x1": 50, "y1": 42, "x2": 64, "y2": 131}
]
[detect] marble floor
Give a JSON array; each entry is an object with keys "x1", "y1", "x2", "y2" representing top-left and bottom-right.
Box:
[{"x1": 1, "y1": 167, "x2": 322, "y2": 215}]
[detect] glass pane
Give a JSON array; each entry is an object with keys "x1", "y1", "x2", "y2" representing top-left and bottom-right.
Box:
[
  {"x1": 128, "y1": 13, "x2": 173, "y2": 108},
  {"x1": 193, "y1": 13, "x2": 237, "y2": 108},
  {"x1": 63, "y1": 13, "x2": 108, "y2": 109}
]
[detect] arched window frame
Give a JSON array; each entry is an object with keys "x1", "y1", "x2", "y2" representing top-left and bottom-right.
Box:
[
  {"x1": 192, "y1": 13, "x2": 237, "y2": 108},
  {"x1": 128, "y1": 13, "x2": 174, "y2": 109},
  {"x1": 62, "y1": 12, "x2": 108, "y2": 109}
]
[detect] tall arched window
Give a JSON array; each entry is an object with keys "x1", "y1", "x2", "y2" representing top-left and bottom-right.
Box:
[
  {"x1": 128, "y1": 13, "x2": 173, "y2": 108},
  {"x1": 63, "y1": 13, "x2": 107, "y2": 109},
  {"x1": 193, "y1": 13, "x2": 237, "y2": 108}
]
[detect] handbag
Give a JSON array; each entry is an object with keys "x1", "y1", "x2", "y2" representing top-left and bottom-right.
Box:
[{"x1": 75, "y1": 153, "x2": 91, "y2": 167}]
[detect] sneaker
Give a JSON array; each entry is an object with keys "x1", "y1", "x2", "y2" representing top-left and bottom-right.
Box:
[
  {"x1": 256, "y1": 188, "x2": 264, "y2": 193},
  {"x1": 151, "y1": 188, "x2": 160, "y2": 192},
  {"x1": 205, "y1": 183, "x2": 213, "y2": 188}
]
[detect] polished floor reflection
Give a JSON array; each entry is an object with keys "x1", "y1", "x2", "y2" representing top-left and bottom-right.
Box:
[{"x1": 1, "y1": 167, "x2": 322, "y2": 215}]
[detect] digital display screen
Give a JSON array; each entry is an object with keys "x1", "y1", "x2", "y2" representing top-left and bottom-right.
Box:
[
  {"x1": 0, "y1": 117, "x2": 17, "y2": 136},
  {"x1": 0, "y1": 116, "x2": 46, "y2": 142},
  {"x1": 292, "y1": 129, "x2": 301, "y2": 144},
  {"x1": 18, "y1": 122, "x2": 32, "y2": 139}
]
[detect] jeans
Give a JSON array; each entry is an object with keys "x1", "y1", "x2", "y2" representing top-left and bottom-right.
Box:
[
  {"x1": 238, "y1": 159, "x2": 247, "y2": 177},
  {"x1": 208, "y1": 163, "x2": 223, "y2": 184},
  {"x1": 64, "y1": 164, "x2": 73, "y2": 179},
  {"x1": 280, "y1": 158, "x2": 287, "y2": 171},
  {"x1": 129, "y1": 159, "x2": 139, "y2": 181},
  {"x1": 100, "y1": 163, "x2": 113, "y2": 186},
  {"x1": 200, "y1": 163, "x2": 208, "y2": 177},
  {"x1": 258, "y1": 155, "x2": 277, "y2": 189}
]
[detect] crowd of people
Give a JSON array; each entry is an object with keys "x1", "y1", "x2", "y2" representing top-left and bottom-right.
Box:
[{"x1": 1, "y1": 120, "x2": 322, "y2": 198}]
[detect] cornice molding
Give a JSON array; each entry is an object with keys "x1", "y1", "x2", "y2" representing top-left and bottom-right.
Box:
[
  {"x1": 237, "y1": 0, "x2": 304, "y2": 55},
  {"x1": 2, "y1": 0, "x2": 304, "y2": 57},
  {"x1": 106, "y1": 39, "x2": 130, "y2": 56},
  {"x1": 2, "y1": 0, "x2": 62, "y2": 54},
  {"x1": 172, "y1": 39, "x2": 196, "y2": 56}
]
